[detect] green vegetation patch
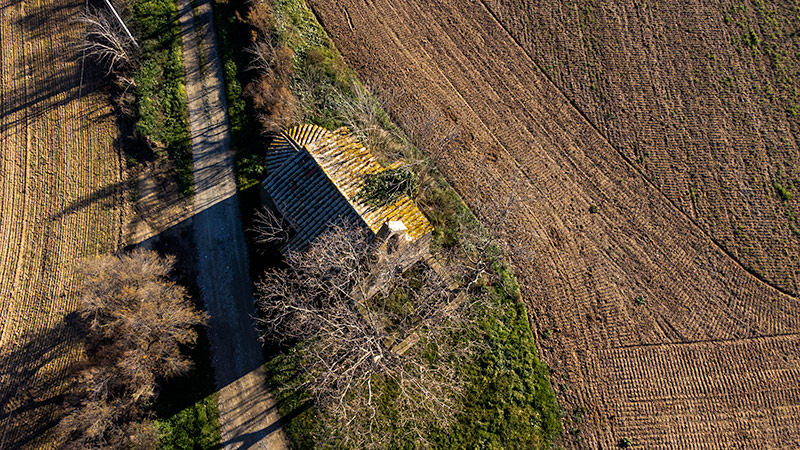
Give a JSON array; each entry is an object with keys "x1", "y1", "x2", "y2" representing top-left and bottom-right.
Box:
[
  {"x1": 131, "y1": 0, "x2": 193, "y2": 195},
  {"x1": 157, "y1": 393, "x2": 221, "y2": 450},
  {"x1": 773, "y1": 180, "x2": 794, "y2": 202},
  {"x1": 725, "y1": 1, "x2": 800, "y2": 117},
  {"x1": 354, "y1": 166, "x2": 419, "y2": 208},
  {"x1": 211, "y1": 0, "x2": 265, "y2": 188},
  {"x1": 434, "y1": 265, "x2": 562, "y2": 448}
]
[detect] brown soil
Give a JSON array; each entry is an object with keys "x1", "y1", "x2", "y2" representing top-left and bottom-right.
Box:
[
  {"x1": 0, "y1": 0, "x2": 125, "y2": 447},
  {"x1": 481, "y1": 0, "x2": 800, "y2": 297},
  {"x1": 128, "y1": 159, "x2": 193, "y2": 249},
  {"x1": 307, "y1": 0, "x2": 800, "y2": 448}
]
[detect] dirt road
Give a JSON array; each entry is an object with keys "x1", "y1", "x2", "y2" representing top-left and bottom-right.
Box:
[
  {"x1": 0, "y1": 0, "x2": 125, "y2": 447},
  {"x1": 178, "y1": 0, "x2": 287, "y2": 447},
  {"x1": 308, "y1": 0, "x2": 800, "y2": 448}
]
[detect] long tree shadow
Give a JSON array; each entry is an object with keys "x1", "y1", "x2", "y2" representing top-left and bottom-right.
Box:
[
  {"x1": 0, "y1": 312, "x2": 84, "y2": 450},
  {"x1": 2, "y1": 162, "x2": 297, "y2": 449},
  {"x1": 221, "y1": 399, "x2": 311, "y2": 450},
  {"x1": 1, "y1": 0, "x2": 120, "y2": 135}
]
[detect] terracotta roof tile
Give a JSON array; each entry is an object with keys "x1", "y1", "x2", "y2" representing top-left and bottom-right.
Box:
[{"x1": 263, "y1": 124, "x2": 433, "y2": 252}]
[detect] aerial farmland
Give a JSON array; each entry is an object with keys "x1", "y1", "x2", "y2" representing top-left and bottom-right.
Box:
[
  {"x1": 0, "y1": 0, "x2": 125, "y2": 446},
  {"x1": 1, "y1": 0, "x2": 798, "y2": 449},
  {"x1": 308, "y1": 0, "x2": 800, "y2": 448}
]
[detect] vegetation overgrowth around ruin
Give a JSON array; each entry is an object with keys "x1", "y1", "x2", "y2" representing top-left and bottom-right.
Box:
[
  {"x1": 256, "y1": 223, "x2": 491, "y2": 448},
  {"x1": 130, "y1": 0, "x2": 193, "y2": 195},
  {"x1": 355, "y1": 166, "x2": 420, "y2": 208},
  {"x1": 212, "y1": 0, "x2": 562, "y2": 447}
]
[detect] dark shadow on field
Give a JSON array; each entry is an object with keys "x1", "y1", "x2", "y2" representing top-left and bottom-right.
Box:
[
  {"x1": 1, "y1": 0, "x2": 122, "y2": 135},
  {"x1": 48, "y1": 180, "x2": 127, "y2": 222},
  {"x1": 0, "y1": 47, "x2": 114, "y2": 136},
  {"x1": 0, "y1": 312, "x2": 84, "y2": 450}
]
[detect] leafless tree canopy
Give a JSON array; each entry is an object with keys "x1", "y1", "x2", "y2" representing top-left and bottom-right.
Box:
[
  {"x1": 77, "y1": 7, "x2": 137, "y2": 77},
  {"x1": 250, "y1": 206, "x2": 291, "y2": 248},
  {"x1": 57, "y1": 250, "x2": 207, "y2": 449},
  {"x1": 244, "y1": 33, "x2": 299, "y2": 133},
  {"x1": 256, "y1": 222, "x2": 493, "y2": 447}
]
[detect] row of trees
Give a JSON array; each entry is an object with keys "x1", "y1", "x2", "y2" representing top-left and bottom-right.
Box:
[{"x1": 58, "y1": 250, "x2": 206, "y2": 449}]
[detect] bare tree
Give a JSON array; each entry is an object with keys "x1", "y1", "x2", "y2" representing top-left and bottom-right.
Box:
[
  {"x1": 250, "y1": 206, "x2": 291, "y2": 248},
  {"x1": 244, "y1": 36, "x2": 299, "y2": 133},
  {"x1": 57, "y1": 250, "x2": 207, "y2": 449},
  {"x1": 256, "y1": 222, "x2": 492, "y2": 447},
  {"x1": 76, "y1": 7, "x2": 138, "y2": 77}
]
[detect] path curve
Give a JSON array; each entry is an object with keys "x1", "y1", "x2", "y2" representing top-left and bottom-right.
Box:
[{"x1": 177, "y1": 0, "x2": 287, "y2": 447}]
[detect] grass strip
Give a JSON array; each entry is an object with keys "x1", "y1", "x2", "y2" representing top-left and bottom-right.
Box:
[
  {"x1": 131, "y1": 0, "x2": 193, "y2": 195},
  {"x1": 211, "y1": 0, "x2": 265, "y2": 189}
]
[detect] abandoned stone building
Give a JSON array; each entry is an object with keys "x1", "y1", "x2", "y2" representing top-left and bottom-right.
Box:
[{"x1": 261, "y1": 124, "x2": 433, "y2": 267}]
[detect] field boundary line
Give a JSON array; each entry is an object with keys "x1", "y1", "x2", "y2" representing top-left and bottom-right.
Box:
[
  {"x1": 475, "y1": 0, "x2": 800, "y2": 300},
  {"x1": 611, "y1": 331, "x2": 800, "y2": 350}
]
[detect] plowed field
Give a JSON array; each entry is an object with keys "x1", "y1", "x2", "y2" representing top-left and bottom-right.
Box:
[
  {"x1": 480, "y1": 0, "x2": 800, "y2": 297},
  {"x1": 307, "y1": 0, "x2": 800, "y2": 448},
  {"x1": 0, "y1": 0, "x2": 125, "y2": 447}
]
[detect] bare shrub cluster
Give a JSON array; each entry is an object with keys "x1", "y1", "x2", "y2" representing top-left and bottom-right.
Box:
[
  {"x1": 244, "y1": 3, "x2": 299, "y2": 133},
  {"x1": 256, "y1": 222, "x2": 493, "y2": 448},
  {"x1": 57, "y1": 250, "x2": 207, "y2": 449}
]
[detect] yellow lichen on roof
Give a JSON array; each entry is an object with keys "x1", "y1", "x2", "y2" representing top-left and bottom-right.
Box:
[{"x1": 286, "y1": 124, "x2": 433, "y2": 241}]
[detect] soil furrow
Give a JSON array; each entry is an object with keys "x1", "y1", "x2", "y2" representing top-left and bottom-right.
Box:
[
  {"x1": 307, "y1": 0, "x2": 800, "y2": 447},
  {"x1": 0, "y1": 0, "x2": 124, "y2": 446}
]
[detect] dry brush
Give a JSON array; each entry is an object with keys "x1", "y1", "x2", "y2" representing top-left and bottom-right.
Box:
[{"x1": 57, "y1": 250, "x2": 207, "y2": 449}]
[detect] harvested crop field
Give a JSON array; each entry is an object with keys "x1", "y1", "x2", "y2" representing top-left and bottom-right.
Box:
[
  {"x1": 0, "y1": 0, "x2": 125, "y2": 446},
  {"x1": 481, "y1": 0, "x2": 800, "y2": 297},
  {"x1": 308, "y1": 0, "x2": 800, "y2": 448}
]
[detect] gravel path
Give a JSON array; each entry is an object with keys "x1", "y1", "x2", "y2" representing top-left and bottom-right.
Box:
[{"x1": 177, "y1": 0, "x2": 287, "y2": 447}]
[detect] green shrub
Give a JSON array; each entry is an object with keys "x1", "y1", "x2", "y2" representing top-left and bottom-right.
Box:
[
  {"x1": 354, "y1": 166, "x2": 419, "y2": 208},
  {"x1": 774, "y1": 181, "x2": 793, "y2": 201},
  {"x1": 131, "y1": 0, "x2": 192, "y2": 195}
]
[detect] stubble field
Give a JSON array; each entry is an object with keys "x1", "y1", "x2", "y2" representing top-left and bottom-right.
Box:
[
  {"x1": 0, "y1": 0, "x2": 125, "y2": 447},
  {"x1": 481, "y1": 0, "x2": 800, "y2": 297},
  {"x1": 307, "y1": 0, "x2": 800, "y2": 448}
]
